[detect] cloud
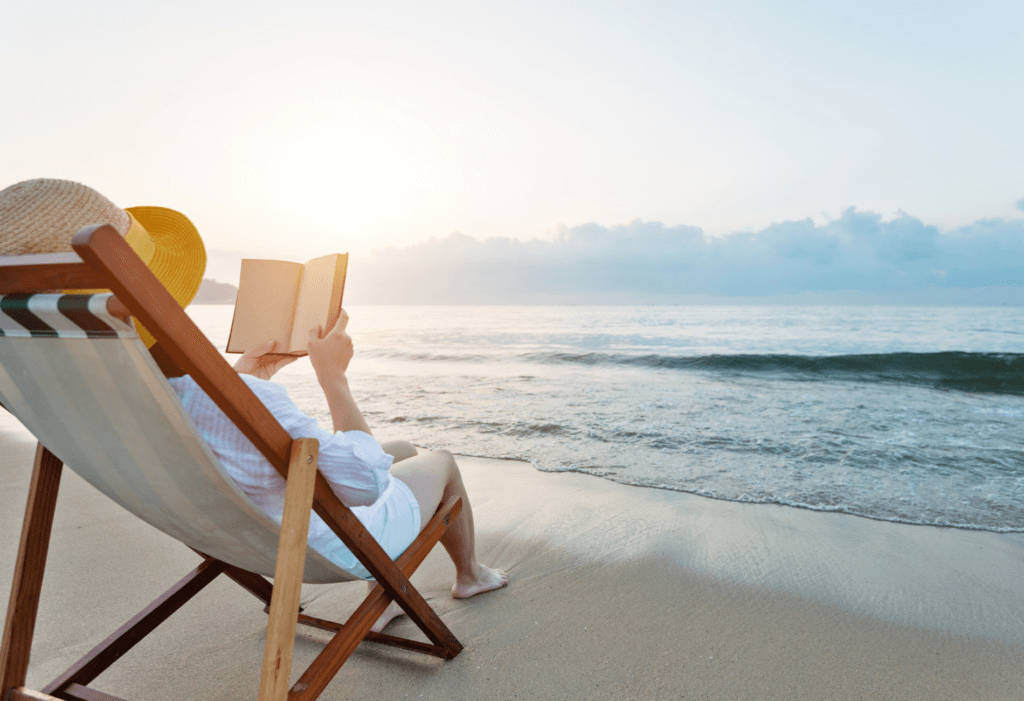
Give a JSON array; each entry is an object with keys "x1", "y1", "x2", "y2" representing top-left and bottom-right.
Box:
[
  {"x1": 1017, "y1": 197, "x2": 1024, "y2": 213},
  {"x1": 341, "y1": 208, "x2": 1024, "y2": 304}
]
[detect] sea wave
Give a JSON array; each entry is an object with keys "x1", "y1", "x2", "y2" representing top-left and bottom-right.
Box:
[
  {"x1": 363, "y1": 348, "x2": 1024, "y2": 395},
  {"x1": 542, "y1": 351, "x2": 1024, "y2": 395}
]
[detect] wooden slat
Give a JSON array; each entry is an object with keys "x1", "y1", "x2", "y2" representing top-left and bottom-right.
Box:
[
  {"x1": 392, "y1": 494, "x2": 463, "y2": 635},
  {"x1": 6, "y1": 684, "x2": 126, "y2": 701},
  {"x1": 258, "y1": 439, "x2": 319, "y2": 701},
  {"x1": 146, "y1": 342, "x2": 185, "y2": 379},
  {"x1": 293, "y1": 613, "x2": 448, "y2": 657},
  {"x1": 379, "y1": 494, "x2": 463, "y2": 656},
  {"x1": 1, "y1": 445, "x2": 64, "y2": 696},
  {"x1": 289, "y1": 588, "x2": 396, "y2": 701},
  {"x1": 0, "y1": 253, "x2": 105, "y2": 294},
  {"x1": 189, "y1": 548, "x2": 276, "y2": 607},
  {"x1": 221, "y1": 563, "x2": 275, "y2": 607},
  {"x1": 8, "y1": 687, "x2": 61, "y2": 701},
  {"x1": 289, "y1": 495, "x2": 464, "y2": 701},
  {"x1": 319, "y1": 493, "x2": 464, "y2": 653},
  {"x1": 306, "y1": 477, "x2": 462, "y2": 651},
  {"x1": 41, "y1": 560, "x2": 225, "y2": 696},
  {"x1": 71, "y1": 225, "x2": 293, "y2": 472},
  {"x1": 62, "y1": 684, "x2": 128, "y2": 701}
]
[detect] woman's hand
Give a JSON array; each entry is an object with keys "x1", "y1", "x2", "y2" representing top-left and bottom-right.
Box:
[
  {"x1": 306, "y1": 310, "x2": 372, "y2": 434},
  {"x1": 307, "y1": 309, "x2": 354, "y2": 381},
  {"x1": 234, "y1": 341, "x2": 298, "y2": 380}
]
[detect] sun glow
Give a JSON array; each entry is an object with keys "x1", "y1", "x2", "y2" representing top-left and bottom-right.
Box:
[{"x1": 217, "y1": 94, "x2": 463, "y2": 254}]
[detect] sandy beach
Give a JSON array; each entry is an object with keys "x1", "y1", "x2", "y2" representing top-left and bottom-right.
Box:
[{"x1": 2, "y1": 409, "x2": 1023, "y2": 700}]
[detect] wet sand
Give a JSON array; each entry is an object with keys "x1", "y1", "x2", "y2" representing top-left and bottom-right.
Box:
[{"x1": 2, "y1": 411, "x2": 1023, "y2": 699}]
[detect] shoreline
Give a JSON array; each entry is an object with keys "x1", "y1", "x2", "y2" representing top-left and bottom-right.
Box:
[
  {"x1": 3, "y1": 412, "x2": 1023, "y2": 698},
  {"x1": 428, "y1": 450, "x2": 1024, "y2": 535},
  {"x1": 445, "y1": 452, "x2": 1024, "y2": 647}
]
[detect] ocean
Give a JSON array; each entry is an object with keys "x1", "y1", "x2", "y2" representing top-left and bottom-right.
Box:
[{"x1": 188, "y1": 304, "x2": 1024, "y2": 533}]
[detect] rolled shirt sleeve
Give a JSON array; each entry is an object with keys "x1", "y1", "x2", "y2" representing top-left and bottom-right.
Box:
[
  {"x1": 249, "y1": 376, "x2": 393, "y2": 506},
  {"x1": 168, "y1": 374, "x2": 394, "y2": 545}
]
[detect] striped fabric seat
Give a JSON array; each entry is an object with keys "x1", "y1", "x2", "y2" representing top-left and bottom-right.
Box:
[
  {"x1": 0, "y1": 292, "x2": 356, "y2": 584},
  {"x1": 0, "y1": 293, "x2": 132, "y2": 338}
]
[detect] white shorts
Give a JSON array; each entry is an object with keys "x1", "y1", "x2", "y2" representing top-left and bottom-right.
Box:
[{"x1": 317, "y1": 476, "x2": 421, "y2": 580}]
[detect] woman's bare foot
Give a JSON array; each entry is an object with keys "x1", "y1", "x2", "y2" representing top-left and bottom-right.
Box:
[
  {"x1": 452, "y1": 565, "x2": 509, "y2": 599},
  {"x1": 370, "y1": 599, "x2": 406, "y2": 633},
  {"x1": 370, "y1": 565, "x2": 508, "y2": 630}
]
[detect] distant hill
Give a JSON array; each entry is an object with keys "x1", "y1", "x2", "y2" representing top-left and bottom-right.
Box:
[{"x1": 192, "y1": 278, "x2": 238, "y2": 304}]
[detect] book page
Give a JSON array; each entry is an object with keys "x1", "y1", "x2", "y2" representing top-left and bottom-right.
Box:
[
  {"x1": 288, "y1": 253, "x2": 348, "y2": 352},
  {"x1": 323, "y1": 252, "x2": 348, "y2": 337},
  {"x1": 226, "y1": 260, "x2": 303, "y2": 353}
]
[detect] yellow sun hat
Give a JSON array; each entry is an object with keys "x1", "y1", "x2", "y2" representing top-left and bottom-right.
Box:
[{"x1": 0, "y1": 178, "x2": 207, "y2": 347}]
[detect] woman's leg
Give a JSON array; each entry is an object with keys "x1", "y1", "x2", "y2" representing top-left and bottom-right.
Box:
[
  {"x1": 379, "y1": 440, "x2": 418, "y2": 463},
  {"x1": 368, "y1": 449, "x2": 507, "y2": 631},
  {"x1": 390, "y1": 449, "x2": 507, "y2": 597},
  {"x1": 379, "y1": 441, "x2": 485, "y2": 576}
]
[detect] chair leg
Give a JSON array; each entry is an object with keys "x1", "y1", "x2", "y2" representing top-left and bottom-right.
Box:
[
  {"x1": 1, "y1": 444, "x2": 63, "y2": 697},
  {"x1": 7, "y1": 688, "x2": 63, "y2": 701},
  {"x1": 287, "y1": 495, "x2": 465, "y2": 701},
  {"x1": 40, "y1": 560, "x2": 225, "y2": 697},
  {"x1": 190, "y1": 546, "x2": 275, "y2": 608},
  {"x1": 3, "y1": 439, "x2": 460, "y2": 701},
  {"x1": 387, "y1": 495, "x2": 464, "y2": 657},
  {"x1": 258, "y1": 438, "x2": 320, "y2": 701}
]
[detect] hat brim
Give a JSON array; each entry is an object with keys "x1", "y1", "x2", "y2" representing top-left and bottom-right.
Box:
[
  {"x1": 126, "y1": 206, "x2": 207, "y2": 308},
  {"x1": 125, "y1": 206, "x2": 207, "y2": 347}
]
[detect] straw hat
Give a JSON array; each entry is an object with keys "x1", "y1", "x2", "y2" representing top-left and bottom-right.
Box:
[{"x1": 0, "y1": 178, "x2": 207, "y2": 347}]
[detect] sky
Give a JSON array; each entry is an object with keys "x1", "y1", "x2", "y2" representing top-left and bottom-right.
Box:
[
  {"x1": 2, "y1": 0, "x2": 1022, "y2": 302},
  {"x1": 345, "y1": 209, "x2": 1024, "y2": 304}
]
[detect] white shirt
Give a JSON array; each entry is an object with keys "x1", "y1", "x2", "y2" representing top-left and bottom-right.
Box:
[{"x1": 169, "y1": 373, "x2": 395, "y2": 553}]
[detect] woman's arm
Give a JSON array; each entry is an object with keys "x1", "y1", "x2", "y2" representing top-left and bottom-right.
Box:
[{"x1": 306, "y1": 309, "x2": 373, "y2": 436}]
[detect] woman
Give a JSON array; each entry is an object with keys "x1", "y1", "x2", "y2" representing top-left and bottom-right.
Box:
[
  {"x1": 0, "y1": 177, "x2": 507, "y2": 634},
  {"x1": 175, "y1": 310, "x2": 508, "y2": 631}
]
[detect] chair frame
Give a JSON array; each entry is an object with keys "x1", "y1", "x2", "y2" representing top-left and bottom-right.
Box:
[{"x1": 0, "y1": 225, "x2": 463, "y2": 701}]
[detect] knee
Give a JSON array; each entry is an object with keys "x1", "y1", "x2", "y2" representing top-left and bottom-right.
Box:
[
  {"x1": 432, "y1": 448, "x2": 455, "y2": 467},
  {"x1": 382, "y1": 440, "x2": 419, "y2": 462},
  {"x1": 394, "y1": 440, "x2": 419, "y2": 462},
  {"x1": 431, "y1": 449, "x2": 461, "y2": 480}
]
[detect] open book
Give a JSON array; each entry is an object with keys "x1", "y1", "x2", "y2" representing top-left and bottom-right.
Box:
[{"x1": 226, "y1": 253, "x2": 348, "y2": 356}]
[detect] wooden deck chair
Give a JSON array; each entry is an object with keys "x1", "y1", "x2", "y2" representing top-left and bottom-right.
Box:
[{"x1": 0, "y1": 225, "x2": 463, "y2": 701}]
